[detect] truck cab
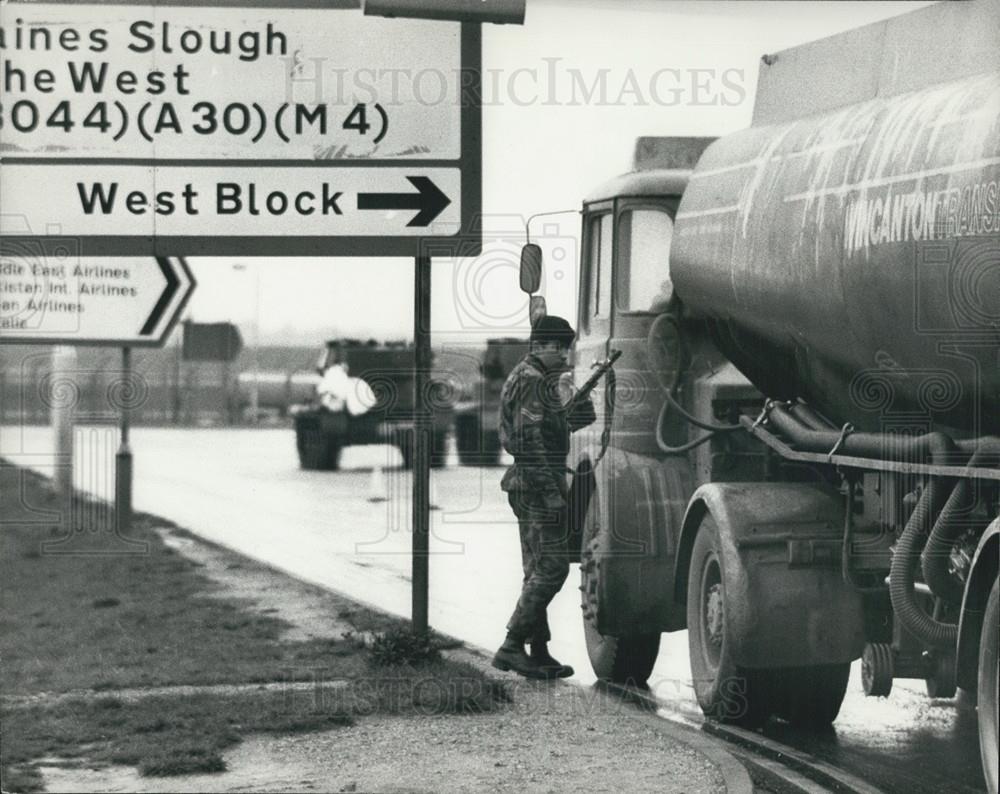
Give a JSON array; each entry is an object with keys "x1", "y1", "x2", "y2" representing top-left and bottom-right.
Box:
[{"x1": 533, "y1": 136, "x2": 864, "y2": 709}]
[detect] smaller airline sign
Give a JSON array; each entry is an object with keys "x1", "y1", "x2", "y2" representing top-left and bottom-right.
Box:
[{"x1": 0, "y1": 253, "x2": 195, "y2": 347}]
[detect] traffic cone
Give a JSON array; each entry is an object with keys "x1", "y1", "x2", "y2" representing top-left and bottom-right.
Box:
[{"x1": 367, "y1": 465, "x2": 387, "y2": 503}]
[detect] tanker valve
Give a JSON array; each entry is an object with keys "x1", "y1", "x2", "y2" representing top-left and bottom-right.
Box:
[{"x1": 947, "y1": 529, "x2": 978, "y2": 584}]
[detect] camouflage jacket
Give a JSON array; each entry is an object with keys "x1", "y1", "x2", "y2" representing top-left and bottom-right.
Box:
[{"x1": 498, "y1": 354, "x2": 596, "y2": 507}]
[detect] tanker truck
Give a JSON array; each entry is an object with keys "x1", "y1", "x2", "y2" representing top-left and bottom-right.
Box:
[{"x1": 519, "y1": 1, "x2": 999, "y2": 787}]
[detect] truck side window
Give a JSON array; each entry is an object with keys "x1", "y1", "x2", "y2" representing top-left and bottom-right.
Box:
[
  {"x1": 616, "y1": 209, "x2": 674, "y2": 313},
  {"x1": 587, "y1": 213, "x2": 614, "y2": 319}
]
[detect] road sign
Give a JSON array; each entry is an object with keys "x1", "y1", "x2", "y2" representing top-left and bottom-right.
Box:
[
  {"x1": 0, "y1": 254, "x2": 196, "y2": 346},
  {"x1": 0, "y1": 0, "x2": 481, "y2": 257},
  {"x1": 364, "y1": 0, "x2": 527, "y2": 24}
]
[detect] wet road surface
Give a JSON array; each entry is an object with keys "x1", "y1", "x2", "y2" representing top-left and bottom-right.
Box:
[{"x1": 1, "y1": 424, "x2": 988, "y2": 792}]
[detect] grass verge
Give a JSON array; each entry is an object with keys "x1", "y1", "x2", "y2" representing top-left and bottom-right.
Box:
[{"x1": 0, "y1": 462, "x2": 509, "y2": 792}]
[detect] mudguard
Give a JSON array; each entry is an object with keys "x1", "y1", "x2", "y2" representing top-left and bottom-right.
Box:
[
  {"x1": 581, "y1": 445, "x2": 692, "y2": 636},
  {"x1": 957, "y1": 518, "x2": 999, "y2": 690},
  {"x1": 674, "y1": 482, "x2": 865, "y2": 668}
]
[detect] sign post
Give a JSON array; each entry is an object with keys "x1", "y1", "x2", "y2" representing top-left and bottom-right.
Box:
[
  {"x1": 412, "y1": 255, "x2": 432, "y2": 633},
  {"x1": 116, "y1": 347, "x2": 133, "y2": 536}
]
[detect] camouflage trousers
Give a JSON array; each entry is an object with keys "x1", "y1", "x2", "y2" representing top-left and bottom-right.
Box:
[{"x1": 505, "y1": 490, "x2": 570, "y2": 644}]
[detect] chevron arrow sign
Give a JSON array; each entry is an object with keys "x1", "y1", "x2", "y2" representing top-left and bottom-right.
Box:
[{"x1": 0, "y1": 252, "x2": 196, "y2": 347}]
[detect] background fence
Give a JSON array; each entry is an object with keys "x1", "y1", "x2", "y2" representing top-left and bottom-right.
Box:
[{"x1": 0, "y1": 344, "x2": 484, "y2": 427}]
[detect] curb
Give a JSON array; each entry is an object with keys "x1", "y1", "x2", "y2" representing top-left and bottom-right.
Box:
[
  {"x1": 602, "y1": 680, "x2": 886, "y2": 794},
  {"x1": 703, "y1": 723, "x2": 885, "y2": 794},
  {"x1": 450, "y1": 645, "x2": 754, "y2": 794},
  {"x1": 627, "y1": 706, "x2": 756, "y2": 794}
]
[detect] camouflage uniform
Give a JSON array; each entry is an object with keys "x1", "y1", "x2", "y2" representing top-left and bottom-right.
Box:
[{"x1": 499, "y1": 353, "x2": 595, "y2": 644}]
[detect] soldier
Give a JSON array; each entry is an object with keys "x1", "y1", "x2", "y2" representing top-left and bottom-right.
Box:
[{"x1": 492, "y1": 315, "x2": 596, "y2": 679}]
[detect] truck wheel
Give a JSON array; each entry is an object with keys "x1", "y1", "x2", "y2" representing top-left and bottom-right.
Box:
[
  {"x1": 431, "y1": 429, "x2": 448, "y2": 469},
  {"x1": 861, "y1": 642, "x2": 894, "y2": 697},
  {"x1": 580, "y1": 513, "x2": 659, "y2": 685},
  {"x1": 298, "y1": 428, "x2": 327, "y2": 470},
  {"x1": 925, "y1": 652, "x2": 957, "y2": 699},
  {"x1": 687, "y1": 515, "x2": 771, "y2": 726},
  {"x1": 583, "y1": 613, "x2": 660, "y2": 685},
  {"x1": 770, "y1": 663, "x2": 850, "y2": 727},
  {"x1": 978, "y1": 578, "x2": 999, "y2": 794},
  {"x1": 397, "y1": 431, "x2": 414, "y2": 470},
  {"x1": 455, "y1": 414, "x2": 477, "y2": 466},
  {"x1": 482, "y1": 429, "x2": 502, "y2": 467},
  {"x1": 299, "y1": 434, "x2": 341, "y2": 470},
  {"x1": 326, "y1": 444, "x2": 342, "y2": 471}
]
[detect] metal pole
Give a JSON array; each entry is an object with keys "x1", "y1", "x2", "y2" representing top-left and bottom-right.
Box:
[
  {"x1": 412, "y1": 255, "x2": 432, "y2": 633},
  {"x1": 51, "y1": 345, "x2": 76, "y2": 505},
  {"x1": 116, "y1": 346, "x2": 133, "y2": 538},
  {"x1": 252, "y1": 264, "x2": 261, "y2": 425}
]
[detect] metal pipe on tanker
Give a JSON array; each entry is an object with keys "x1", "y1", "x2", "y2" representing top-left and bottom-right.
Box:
[{"x1": 767, "y1": 403, "x2": 966, "y2": 467}]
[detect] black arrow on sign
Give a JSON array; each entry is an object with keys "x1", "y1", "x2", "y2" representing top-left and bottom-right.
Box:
[
  {"x1": 140, "y1": 257, "x2": 180, "y2": 336},
  {"x1": 357, "y1": 176, "x2": 451, "y2": 227}
]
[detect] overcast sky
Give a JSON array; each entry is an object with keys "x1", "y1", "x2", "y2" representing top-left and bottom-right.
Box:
[{"x1": 183, "y1": 0, "x2": 932, "y2": 347}]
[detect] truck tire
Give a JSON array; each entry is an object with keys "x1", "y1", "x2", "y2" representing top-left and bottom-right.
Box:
[
  {"x1": 397, "y1": 430, "x2": 414, "y2": 470},
  {"x1": 431, "y1": 429, "x2": 448, "y2": 469},
  {"x1": 396, "y1": 430, "x2": 444, "y2": 469},
  {"x1": 325, "y1": 443, "x2": 342, "y2": 471},
  {"x1": 978, "y1": 578, "x2": 999, "y2": 794},
  {"x1": 455, "y1": 415, "x2": 501, "y2": 467},
  {"x1": 687, "y1": 515, "x2": 771, "y2": 726},
  {"x1": 580, "y1": 501, "x2": 660, "y2": 686},
  {"x1": 297, "y1": 427, "x2": 341, "y2": 471},
  {"x1": 769, "y1": 663, "x2": 850, "y2": 727},
  {"x1": 455, "y1": 414, "x2": 478, "y2": 466},
  {"x1": 583, "y1": 610, "x2": 661, "y2": 685},
  {"x1": 482, "y1": 429, "x2": 502, "y2": 467}
]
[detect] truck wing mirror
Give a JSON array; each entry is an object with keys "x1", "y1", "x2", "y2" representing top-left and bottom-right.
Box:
[{"x1": 519, "y1": 244, "x2": 542, "y2": 294}]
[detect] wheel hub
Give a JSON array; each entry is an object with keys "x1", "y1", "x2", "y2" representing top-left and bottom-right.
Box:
[{"x1": 705, "y1": 583, "x2": 724, "y2": 648}]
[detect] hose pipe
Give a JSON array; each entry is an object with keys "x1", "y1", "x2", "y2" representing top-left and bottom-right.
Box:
[
  {"x1": 768, "y1": 400, "x2": 971, "y2": 648},
  {"x1": 889, "y1": 475, "x2": 961, "y2": 648},
  {"x1": 921, "y1": 438, "x2": 1000, "y2": 606}
]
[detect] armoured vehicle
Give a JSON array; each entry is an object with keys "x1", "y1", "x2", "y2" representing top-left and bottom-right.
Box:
[
  {"x1": 523, "y1": 2, "x2": 999, "y2": 788},
  {"x1": 453, "y1": 337, "x2": 528, "y2": 466},
  {"x1": 292, "y1": 339, "x2": 452, "y2": 470}
]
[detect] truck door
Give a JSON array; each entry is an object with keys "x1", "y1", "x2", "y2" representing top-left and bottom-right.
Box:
[
  {"x1": 610, "y1": 200, "x2": 680, "y2": 455},
  {"x1": 575, "y1": 203, "x2": 614, "y2": 428}
]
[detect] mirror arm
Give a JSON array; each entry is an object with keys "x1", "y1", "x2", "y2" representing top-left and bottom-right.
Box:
[{"x1": 525, "y1": 209, "x2": 580, "y2": 244}]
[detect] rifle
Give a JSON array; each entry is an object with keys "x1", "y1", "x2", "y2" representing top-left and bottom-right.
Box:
[{"x1": 566, "y1": 349, "x2": 622, "y2": 413}]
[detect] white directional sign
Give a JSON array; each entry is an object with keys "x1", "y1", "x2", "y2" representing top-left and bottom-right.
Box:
[
  {"x1": 0, "y1": 253, "x2": 196, "y2": 346},
  {"x1": 0, "y1": 0, "x2": 482, "y2": 257}
]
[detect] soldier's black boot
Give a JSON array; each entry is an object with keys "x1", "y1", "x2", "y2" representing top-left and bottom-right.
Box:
[
  {"x1": 492, "y1": 635, "x2": 547, "y2": 679},
  {"x1": 530, "y1": 642, "x2": 574, "y2": 678}
]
